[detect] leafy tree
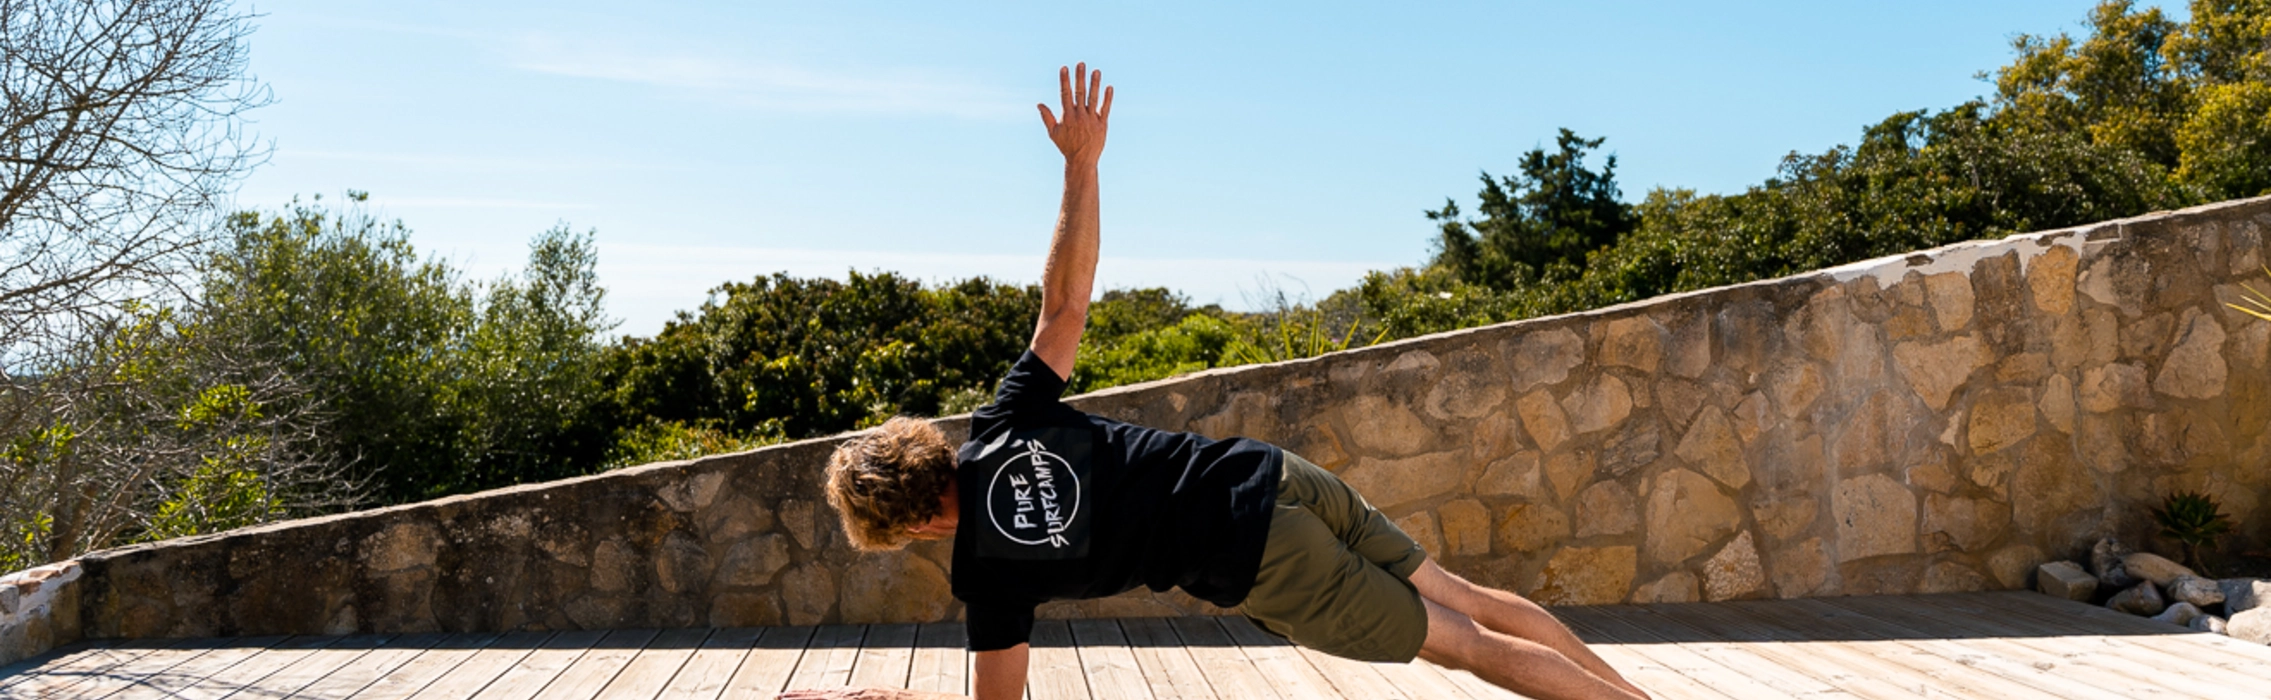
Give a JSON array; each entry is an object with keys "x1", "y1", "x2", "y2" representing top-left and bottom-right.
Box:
[
  {"x1": 1429, "y1": 129, "x2": 1635, "y2": 290},
  {"x1": 598, "y1": 272, "x2": 1042, "y2": 440},
  {"x1": 198, "y1": 197, "x2": 614, "y2": 501}
]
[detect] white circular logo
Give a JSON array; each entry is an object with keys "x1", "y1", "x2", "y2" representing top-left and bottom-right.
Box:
[{"x1": 986, "y1": 438, "x2": 1083, "y2": 548}]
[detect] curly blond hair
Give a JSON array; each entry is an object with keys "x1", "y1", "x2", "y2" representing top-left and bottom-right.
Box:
[{"x1": 825, "y1": 417, "x2": 956, "y2": 551}]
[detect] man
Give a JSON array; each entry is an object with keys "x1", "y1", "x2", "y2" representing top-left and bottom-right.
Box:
[{"x1": 797, "y1": 64, "x2": 1651, "y2": 700}]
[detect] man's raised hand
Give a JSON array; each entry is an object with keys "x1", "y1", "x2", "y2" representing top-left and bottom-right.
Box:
[{"x1": 1038, "y1": 63, "x2": 1112, "y2": 165}]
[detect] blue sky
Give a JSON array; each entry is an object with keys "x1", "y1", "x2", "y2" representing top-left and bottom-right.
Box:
[{"x1": 235, "y1": 0, "x2": 2120, "y2": 336}]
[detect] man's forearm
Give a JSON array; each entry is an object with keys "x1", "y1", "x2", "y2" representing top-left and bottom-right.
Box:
[
  {"x1": 972, "y1": 644, "x2": 1030, "y2": 700},
  {"x1": 1030, "y1": 160, "x2": 1100, "y2": 375}
]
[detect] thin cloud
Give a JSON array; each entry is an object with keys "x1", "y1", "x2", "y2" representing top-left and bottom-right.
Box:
[{"x1": 505, "y1": 33, "x2": 1019, "y2": 119}]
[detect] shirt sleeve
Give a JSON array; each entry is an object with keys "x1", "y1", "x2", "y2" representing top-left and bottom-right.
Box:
[
  {"x1": 964, "y1": 598, "x2": 1039, "y2": 652},
  {"x1": 986, "y1": 350, "x2": 1069, "y2": 412}
]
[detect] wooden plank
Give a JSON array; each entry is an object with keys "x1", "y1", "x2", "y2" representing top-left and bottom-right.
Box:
[
  {"x1": 1723, "y1": 598, "x2": 2073, "y2": 700},
  {"x1": 350, "y1": 633, "x2": 505, "y2": 700},
  {"x1": 1794, "y1": 596, "x2": 2138, "y2": 700},
  {"x1": 1066, "y1": 620, "x2": 1151, "y2": 700},
  {"x1": 216, "y1": 634, "x2": 394, "y2": 700},
  {"x1": 1413, "y1": 660, "x2": 1534, "y2": 700},
  {"x1": 906, "y1": 623, "x2": 968, "y2": 695},
  {"x1": 848, "y1": 624, "x2": 917, "y2": 690},
  {"x1": 655, "y1": 627, "x2": 763, "y2": 700},
  {"x1": 718, "y1": 626, "x2": 814, "y2": 700},
  {"x1": 594, "y1": 627, "x2": 714, "y2": 700},
  {"x1": 1969, "y1": 591, "x2": 2271, "y2": 678},
  {"x1": 0, "y1": 639, "x2": 178, "y2": 698},
  {"x1": 782, "y1": 625, "x2": 865, "y2": 693},
  {"x1": 1590, "y1": 606, "x2": 1846, "y2": 699},
  {"x1": 399, "y1": 631, "x2": 552, "y2": 700},
  {"x1": 1288, "y1": 646, "x2": 1410, "y2": 700},
  {"x1": 286, "y1": 633, "x2": 447, "y2": 699},
  {"x1": 1557, "y1": 607, "x2": 1799, "y2": 700},
  {"x1": 519, "y1": 628, "x2": 660, "y2": 700},
  {"x1": 162, "y1": 635, "x2": 350, "y2": 700},
  {"x1": 1214, "y1": 616, "x2": 1339, "y2": 699},
  {"x1": 1117, "y1": 618, "x2": 1215, "y2": 700},
  {"x1": 97, "y1": 636, "x2": 288, "y2": 700},
  {"x1": 1371, "y1": 657, "x2": 1484, "y2": 700},
  {"x1": 468, "y1": 629, "x2": 610, "y2": 700},
  {"x1": 1024, "y1": 621, "x2": 1089, "y2": 700},
  {"x1": 1887, "y1": 593, "x2": 2268, "y2": 698},
  {"x1": 1637, "y1": 601, "x2": 1939, "y2": 699},
  {"x1": 1163, "y1": 617, "x2": 1275, "y2": 700}
]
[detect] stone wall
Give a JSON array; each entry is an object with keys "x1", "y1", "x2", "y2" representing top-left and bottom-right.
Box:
[{"x1": 5, "y1": 196, "x2": 2271, "y2": 664}]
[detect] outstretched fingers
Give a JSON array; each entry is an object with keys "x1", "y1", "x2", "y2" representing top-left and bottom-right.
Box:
[
  {"x1": 1037, "y1": 103, "x2": 1058, "y2": 130},
  {"x1": 1100, "y1": 85, "x2": 1113, "y2": 120},
  {"x1": 1059, "y1": 65, "x2": 1074, "y2": 117}
]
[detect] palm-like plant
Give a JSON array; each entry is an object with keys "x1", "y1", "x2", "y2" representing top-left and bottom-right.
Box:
[{"x1": 2151, "y1": 491, "x2": 2235, "y2": 574}]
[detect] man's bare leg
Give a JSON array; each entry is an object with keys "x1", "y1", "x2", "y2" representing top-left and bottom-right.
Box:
[
  {"x1": 1416, "y1": 598, "x2": 1646, "y2": 700},
  {"x1": 1411, "y1": 561, "x2": 1650, "y2": 699}
]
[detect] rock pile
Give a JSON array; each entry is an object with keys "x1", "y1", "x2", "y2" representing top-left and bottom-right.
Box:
[{"x1": 2035, "y1": 538, "x2": 2270, "y2": 644}]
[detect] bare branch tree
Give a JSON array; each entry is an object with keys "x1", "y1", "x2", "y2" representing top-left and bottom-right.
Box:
[
  {"x1": 0, "y1": 0, "x2": 352, "y2": 570},
  {"x1": 0, "y1": 0, "x2": 268, "y2": 360}
]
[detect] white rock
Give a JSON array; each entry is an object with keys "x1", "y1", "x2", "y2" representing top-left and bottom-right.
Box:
[
  {"x1": 2151, "y1": 602, "x2": 2203, "y2": 627},
  {"x1": 0, "y1": 582, "x2": 17, "y2": 615},
  {"x1": 2191, "y1": 614, "x2": 2228, "y2": 634},
  {"x1": 2120, "y1": 552, "x2": 2195, "y2": 587},
  {"x1": 2166, "y1": 575, "x2": 2225, "y2": 608},
  {"x1": 2222, "y1": 578, "x2": 2271, "y2": 615},
  {"x1": 2107, "y1": 581, "x2": 2166, "y2": 616},
  {"x1": 2230, "y1": 608, "x2": 2271, "y2": 645},
  {"x1": 2035, "y1": 561, "x2": 2098, "y2": 601}
]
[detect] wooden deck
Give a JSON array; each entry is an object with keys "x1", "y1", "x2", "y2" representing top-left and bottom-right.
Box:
[{"x1": 5, "y1": 591, "x2": 2270, "y2": 699}]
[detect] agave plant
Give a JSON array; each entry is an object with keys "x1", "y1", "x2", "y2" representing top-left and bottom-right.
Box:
[
  {"x1": 2228, "y1": 269, "x2": 2271, "y2": 321},
  {"x1": 2151, "y1": 491, "x2": 2235, "y2": 574}
]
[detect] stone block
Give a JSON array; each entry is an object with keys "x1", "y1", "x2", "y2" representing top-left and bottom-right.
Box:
[
  {"x1": 2192, "y1": 614, "x2": 2227, "y2": 634},
  {"x1": 1529, "y1": 546, "x2": 1636, "y2": 607},
  {"x1": 1425, "y1": 371, "x2": 1507, "y2": 422},
  {"x1": 1517, "y1": 391, "x2": 1573, "y2": 452},
  {"x1": 1573, "y1": 482, "x2": 1638, "y2": 538},
  {"x1": 1395, "y1": 511, "x2": 1443, "y2": 558},
  {"x1": 1643, "y1": 469, "x2": 1742, "y2": 565},
  {"x1": 1512, "y1": 329, "x2": 1586, "y2": 391},
  {"x1": 1925, "y1": 273, "x2": 1975, "y2": 330},
  {"x1": 1832, "y1": 474, "x2": 1916, "y2": 562},
  {"x1": 2107, "y1": 581, "x2": 2166, "y2": 616},
  {"x1": 1561, "y1": 376, "x2": 1634, "y2": 436},
  {"x1": 2151, "y1": 601, "x2": 2203, "y2": 627},
  {"x1": 2092, "y1": 539, "x2": 2139, "y2": 590},
  {"x1": 2035, "y1": 561, "x2": 2096, "y2": 601},
  {"x1": 362, "y1": 521, "x2": 440, "y2": 573},
  {"x1": 1987, "y1": 545, "x2": 2045, "y2": 589},
  {"x1": 1495, "y1": 503, "x2": 1571, "y2": 554},
  {"x1": 1545, "y1": 451, "x2": 1595, "y2": 502},
  {"x1": 1675, "y1": 407, "x2": 1749, "y2": 489},
  {"x1": 2079, "y1": 363, "x2": 2151, "y2": 412},
  {"x1": 2038, "y1": 374, "x2": 2076, "y2": 434},
  {"x1": 1600, "y1": 316, "x2": 1666, "y2": 373},
  {"x1": 1770, "y1": 538, "x2": 1831, "y2": 597},
  {"x1": 1476, "y1": 452, "x2": 1543, "y2": 498},
  {"x1": 1893, "y1": 335, "x2": 1988, "y2": 410},
  {"x1": 1767, "y1": 363, "x2": 1825, "y2": 419},
  {"x1": 2154, "y1": 312, "x2": 2228, "y2": 399},
  {"x1": 2120, "y1": 552, "x2": 2195, "y2": 587},
  {"x1": 1598, "y1": 419, "x2": 1661, "y2": 479},
  {"x1": 1701, "y1": 531, "x2": 1766, "y2": 601},
  {"x1": 1437, "y1": 500, "x2": 1491, "y2": 557},
  {"x1": 2166, "y1": 575, "x2": 2224, "y2": 609},
  {"x1": 1631, "y1": 572, "x2": 1700, "y2": 604},
  {"x1": 2228, "y1": 608, "x2": 2271, "y2": 645},
  {"x1": 1344, "y1": 395, "x2": 1437, "y2": 457},
  {"x1": 1966, "y1": 387, "x2": 2037, "y2": 455},
  {"x1": 2222, "y1": 578, "x2": 2271, "y2": 614},
  {"x1": 1921, "y1": 561, "x2": 1989, "y2": 593},
  {"x1": 712, "y1": 535, "x2": 791, "y2": 588},
  {"x1": 838, "y1": 552, "x2": 951, "y2": 624},
  {"x1": 1341, "y1": 451, "x2": 1465, "y2": 511},
  {"x1": 2026, "y1": 244, "x2": 2079, "y2": 315},
  {"x1": 1922, "y1": 495, "x2": 2009, "y2": 554},
  {"x1": 0, "y1": 583, "x2": 16, "y2": 616},
  {"x1": 781, "y1": 564, "x2": 836, "y2": 626}
]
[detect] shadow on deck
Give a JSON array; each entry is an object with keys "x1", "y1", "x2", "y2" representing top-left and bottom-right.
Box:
[{"x1": 5, "y1": 591, "x2": 2268, "y2": 699}]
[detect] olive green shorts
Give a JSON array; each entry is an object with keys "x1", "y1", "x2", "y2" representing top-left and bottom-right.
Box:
[{"x1": 1239, "y1": 452, "x2": 1430, "y2": 663}]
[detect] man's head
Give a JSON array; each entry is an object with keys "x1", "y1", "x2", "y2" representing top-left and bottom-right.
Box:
[{"x1": 824, "y1": 416, "x2": 958, "y2": 551}]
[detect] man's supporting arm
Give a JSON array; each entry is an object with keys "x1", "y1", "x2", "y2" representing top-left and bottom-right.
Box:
[
  {"x1": 1028, "y1": 63, "x2": 1112, "y2": 380},
  {"x1": 972, "y1": 645, "x2": 1030, "y2": 700}
]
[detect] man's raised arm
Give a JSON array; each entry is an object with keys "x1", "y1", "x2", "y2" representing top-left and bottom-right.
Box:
[{"x1": 1028, "y1": 63, "x2": 1113, "y2": 381}]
